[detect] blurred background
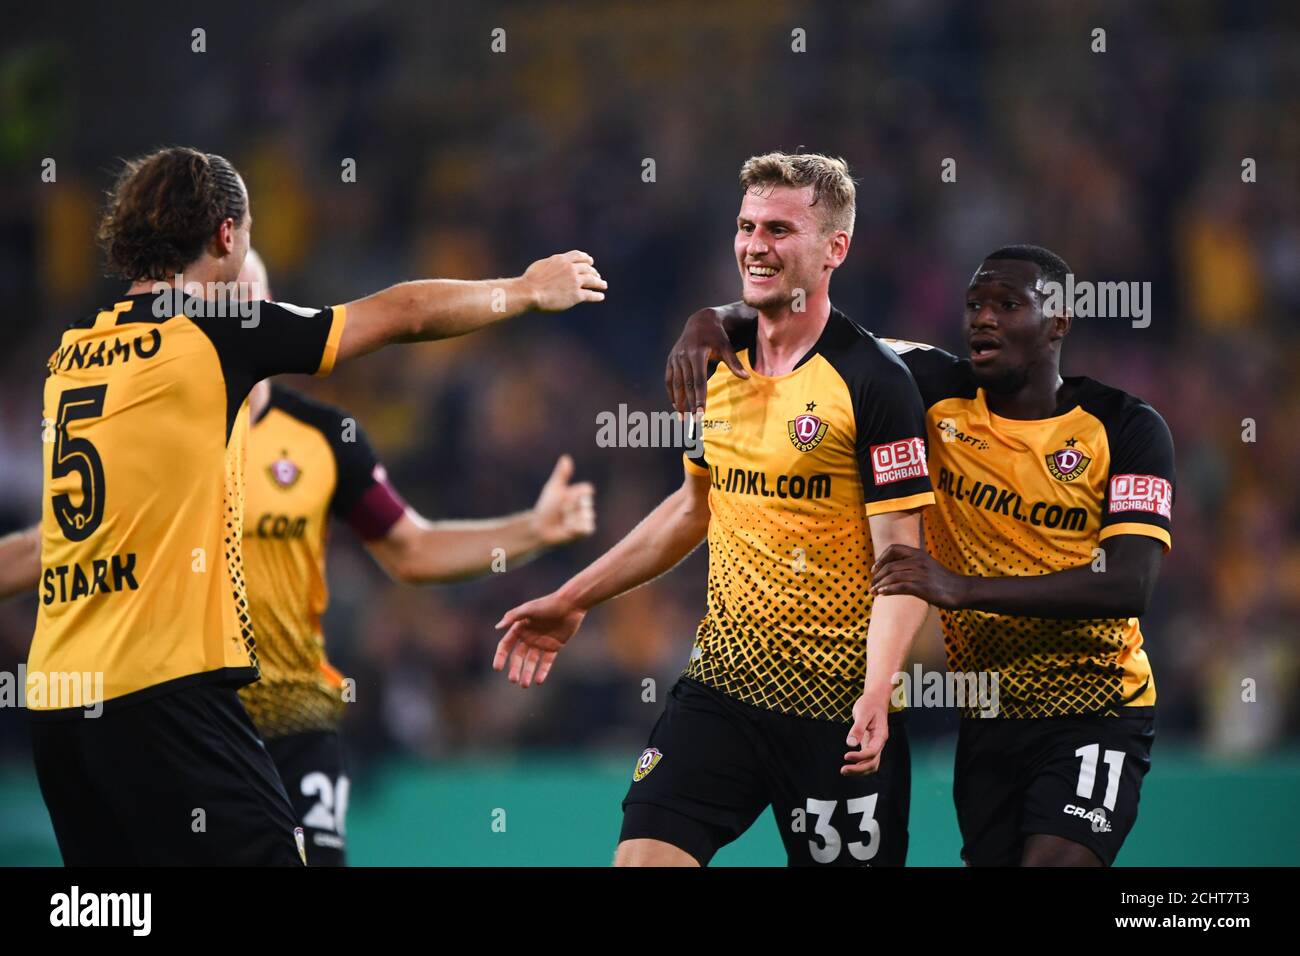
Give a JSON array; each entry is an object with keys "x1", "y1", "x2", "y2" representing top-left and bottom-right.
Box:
[{"x1": 1, "y1": 0, "x2": 1297, "y2": 864}]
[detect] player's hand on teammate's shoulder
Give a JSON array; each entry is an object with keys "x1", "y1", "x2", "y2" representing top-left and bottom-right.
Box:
[
  {"x1": 531, "y1": 454, "x2": 596, "y2": 546},
  {"x1": 666, "y1": 306, "x2": 747, "y2": 414},
  {"x1": 493, "y1": 591, "x2": 586, "y2": 688},
  {"x1": 842, "y1": 691, "x2": 890, "y2": 776},
  {"x1": 522, "y1": 250, "x2": 607, "y2": 311},
  {"x1": 870, "y1": 543, "x2": 971, "y2": 610}
]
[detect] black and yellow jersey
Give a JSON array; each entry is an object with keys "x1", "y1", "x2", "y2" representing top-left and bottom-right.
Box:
[
  {"x1": 29, "y1": 291, "x2": 346, "y2": 712},
  {"x1": 238, "y1": 386, "x2": 405, "y2": 740},
  {"x1": 683, "y1": 308, "x2": 935, "y2": 723},
  {"x1": 886, "y1": 339, "x2": 1174, "y2": 719}
]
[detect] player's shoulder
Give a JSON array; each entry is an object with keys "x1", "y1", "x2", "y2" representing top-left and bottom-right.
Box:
[
  {"x1": 1073, "y1": 377, "x2": 1172, "y2": 445},
  {"x1": 817, "y1": 308, "x2": 912, "y2": 381},
  {"x1": 818, "y1": 309, "x2": 970, "y2": 407},
  {"x1": 267, "y1": 385, "x2": 356, "y2": 438}
]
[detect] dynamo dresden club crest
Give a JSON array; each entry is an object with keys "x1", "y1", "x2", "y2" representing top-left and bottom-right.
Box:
[
  {"x1": 788, "y1": 413, "x2": 828, "y2": 452},
  {"x1": 1045, "y1": 445, "x2": 1091, "y2": 481},
  {"x1": 268, "y1": 454, "x2": 301, "y2": 489},
  {"x1": 632, "y1": 747, "x2": 663, "y2": 782}
]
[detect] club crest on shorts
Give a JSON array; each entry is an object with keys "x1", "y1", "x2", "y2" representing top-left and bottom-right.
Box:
[
  {"x1": 788, "y1": 414, "x2": 828, "y2": 452},
  {"x1": 1046, "y1": 445, "x2": 1090, "y2": 481},
  {"x1": 268, "y1": 452, "x2": 301, "y2": 489},
  {"x1": 632, "y1": 747, "x2": 663, "y2": 782}
]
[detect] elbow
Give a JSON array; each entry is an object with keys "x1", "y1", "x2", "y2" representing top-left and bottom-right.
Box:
[
  {"x1": 1116, "y1": 574, "x2": 1156, "y2": 618},
  {"x1": 377, "y1": 549, "x2": 425, "y2": 586}
]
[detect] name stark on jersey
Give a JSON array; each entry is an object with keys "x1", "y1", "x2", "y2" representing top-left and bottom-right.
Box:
[{"x1": 42, "y1": 553, "x2": 140, "y2": 606}]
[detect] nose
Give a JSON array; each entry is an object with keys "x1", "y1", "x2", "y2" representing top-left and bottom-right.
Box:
[
  {"x1": 744, "y1": 229, "x2": 771, "y2": 258},
  {"x1": 968, "y1": 303, "x2": 998, "y2": 330}
]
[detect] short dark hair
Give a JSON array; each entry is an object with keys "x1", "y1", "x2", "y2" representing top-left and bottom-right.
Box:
[
  {"x1": 985, "y1": 244, "x2": 1071, "y2": 290},
  {"x1": 97, "y1": 147, "x2": 247, "y2": 281}
]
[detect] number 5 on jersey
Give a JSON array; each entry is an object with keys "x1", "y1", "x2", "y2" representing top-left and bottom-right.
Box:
[{"x1": 51, "y1": 385, "x2": 109, "y2": 541}]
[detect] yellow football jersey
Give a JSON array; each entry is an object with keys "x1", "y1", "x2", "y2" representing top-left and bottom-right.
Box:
[
  {"x1": 238, "y1": 386, "x2": 405, "y2": 739},
  {"x1": 887, "y1": 339, "x2": 1174, "y2": 718},
  {"x1": 684, "y1": 309, "x2": 935, "y2": 722},
  {"x1": 29, "y1": 291, "x2": 345, "y2": 711}
]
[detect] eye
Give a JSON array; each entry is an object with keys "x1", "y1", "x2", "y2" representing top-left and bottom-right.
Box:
[
  {"x1": 1002, "y1": 300, "x2": 1019, "y2": 310},
  {"x1": 966, "y1": 301, "x2": 979, "y2": 311}
]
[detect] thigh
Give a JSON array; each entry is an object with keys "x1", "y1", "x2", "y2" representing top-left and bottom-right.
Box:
[
  {"x1": 619, "y1": 679, "x2": 769, "y2": 866},
  {"x1": 29, "y1": 716, "x2": 137, "y2": 865},
  {"x1": 953, "y1": 717, "x2": 1025, "y2": 866},
  {"x1": 768, "y1": 711, "x2": 912, "y2": 867},
  {"x1": 103, "y1": 684, "x2": 303, "y2": 865},
  {"x1": 1020, "y1": 715, "x2": 1154, "y2": 867},
  {"x1": 266, "y1": 730, "x2": 350, "y2": 866}
]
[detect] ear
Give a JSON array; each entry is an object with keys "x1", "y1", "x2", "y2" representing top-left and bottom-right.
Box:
[
  {"x1": 826, "y1": 229, "x2": 851, "y2": 269},
  {"x1": 1050, "y1": 307, "x2": 1072, "y2": 343},
  {"x1": 212, "y1": 217, "x2": 237, "y2": 257}
]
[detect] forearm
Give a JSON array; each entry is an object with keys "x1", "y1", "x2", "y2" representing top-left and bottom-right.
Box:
[
  {"x1": 394, "y1": 511, "x2": 548, "y2": 584},
  {"x1": 959, "y1": 562, "x2": 1149, "y2": 619},
  {"x1": 713, "y1": 301, "x2": 757, "y2": 331},
  {"x1": 557, "y1": 488, "x2": 708, "y2": 611},
  {"x1": 0, "y1": 526, "x2": 41, "y2": 601},
  {"x1": 372, "y1": 278, "x2": 534, "y2": 343},
  {"x1": 863, "y1": 593, "x2": 929, "y2": 698}
]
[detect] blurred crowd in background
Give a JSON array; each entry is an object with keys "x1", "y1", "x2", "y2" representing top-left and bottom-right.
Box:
[{"x1": 1, "y1": 1, "x2": 1296, "y2": 770}]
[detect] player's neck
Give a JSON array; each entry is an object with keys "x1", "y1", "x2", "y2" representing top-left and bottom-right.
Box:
[
  {"x1": 248, "y1": 380, "x2": 272, "y2": 422},
  {"x1": 753, "y1": 300, "x2": 831, "y2": 376},
  {"x1": 125, "y1": 257, "x2": 226, "y2": 297},
  {"x1": 984, "y1": 359, "x2": 1066, "y2": 420}
]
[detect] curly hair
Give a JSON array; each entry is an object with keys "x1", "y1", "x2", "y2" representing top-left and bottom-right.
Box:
[{"x1": 97, "y1": 147, "x2": 247, "y2": 281}]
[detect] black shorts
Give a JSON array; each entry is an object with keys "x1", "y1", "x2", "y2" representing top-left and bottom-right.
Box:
[
  {"x1": 29, "y1": 682, "x2": 304, "y2": 866},
  {"x1": 954, "y1": 713, "x2": 1155, "y2": 866},
  {"x1": 265, "y1": 729, "x2": 350, "y2": 867},
  {"x1": 620, "y1": 677, "x2": 910, "y2": 866}
]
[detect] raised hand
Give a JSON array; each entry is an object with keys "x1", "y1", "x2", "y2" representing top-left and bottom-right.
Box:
[{"x1": 523, "y1": 250, "x2": 607, "y2": 312}]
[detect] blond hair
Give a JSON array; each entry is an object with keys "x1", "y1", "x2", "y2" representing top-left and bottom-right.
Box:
[{"x1": 739, "y1": 152, "x2": 856, "y2": 236}]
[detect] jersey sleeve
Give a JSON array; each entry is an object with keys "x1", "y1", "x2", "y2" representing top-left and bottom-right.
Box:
[
  {"x1": 1099, "y1": 402, "x2": 1175, "y2": 550},
  {"x1": 191, "y1": 302, "x2": 349, "y2": 440},
  {"x1": 325, "y1": 413, "x2": 408, "y2": 541},
  {"x1": 883, "y1": 339, "x2": 974, "y2": 409},
  {"x1": 853, "y1": 356, "x2": 936, "y2": 515},
  {"x1": 194, "y1": 300, "x2": 347, "y2": 380}
]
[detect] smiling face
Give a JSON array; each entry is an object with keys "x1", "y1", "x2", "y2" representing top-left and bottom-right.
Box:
[
  {"x1": 964, "y1": 257, "x2": 1069, "y2": 392},
  {"x1": 735, "y1": 184, "x2": 848, "y2": 313}
]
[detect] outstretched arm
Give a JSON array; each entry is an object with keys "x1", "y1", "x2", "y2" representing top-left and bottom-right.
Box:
[
  {"x1": 365, "y1": 455, "x2": 596, "y2": 584},
  {"x1": 0, "y1": 525, "x2": 40, "y2": 601},
  {"x1": 870, "y1": 534, "x2": 1165, "y2": 619},
  {"x1": 338, "y1": 251, "x2": 607, "y2": 362},
  {"x1": 493, "y1": 468, "x2": 712, "y2": 688}
]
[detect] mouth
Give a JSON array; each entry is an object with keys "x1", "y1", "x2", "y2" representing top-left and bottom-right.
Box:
[
  {"x1": 745, "y1": 263, "x2": 780, "y2": 283},
  {"x1": 969, "y1": 334, "x2": 1002, "y2": 364}
]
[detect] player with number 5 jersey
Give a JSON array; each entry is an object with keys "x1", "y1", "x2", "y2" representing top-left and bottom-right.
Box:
[{"x1": 25, "y1": 146, "x2": 606, "y2": 866}]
